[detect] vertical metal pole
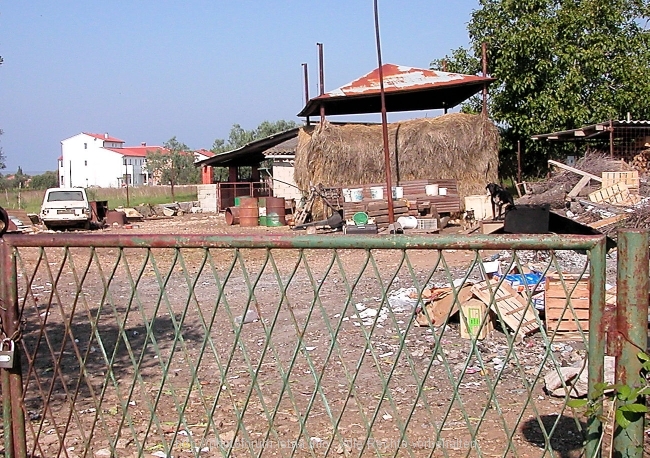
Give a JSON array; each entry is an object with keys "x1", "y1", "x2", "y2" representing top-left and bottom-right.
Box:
[
  {"x1": 317, "y1": 43, "x2": 325, "y2": 125},
  {"x1": 482, "y1": 42, "x2": 488, "y2": 116},
  {"x1": 609, "y1": 120, "x2": 614, "y2": 158},
  {"x1": 124, "y1": 160, "x2": 130, "y2": 207},
  {"x1": 373, "y1": 0, "x2": 394, "y2": 224},
  {"x1": 586, "y1": 236, "x2": 606, "y2": 458},
  {"x1": 517, "y1": 140, "x2": 522, "y2": 184},
  {"x1": 613, "y1": 229, "x2": 648, "y2": 457},
  {"x1": 302, "y1": 63, "x2": 310, "y2": 126},
  {"x1": 0, "y1": 238, "x2": 26, "y2": 458}
]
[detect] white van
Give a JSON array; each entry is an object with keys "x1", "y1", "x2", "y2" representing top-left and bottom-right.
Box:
[{"x1": 40, "y1": 188, "x2": 92, "y2": 230}]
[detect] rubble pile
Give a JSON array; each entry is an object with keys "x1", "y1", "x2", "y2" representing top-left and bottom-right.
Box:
[{"x1": 517, "y1": 153, "x2": 650, "y2": 234}]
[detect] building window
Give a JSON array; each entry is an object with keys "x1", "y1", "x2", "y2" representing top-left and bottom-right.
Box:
[
  {"x1": 128, "y1": 159, "x2": 131, "y2": 165},
  {"x1": 84, "y1": 160, "x2": 88, "y2": 166},
  {"x1": 84, "y1": 143, "x2": 87, "y2": 149}
]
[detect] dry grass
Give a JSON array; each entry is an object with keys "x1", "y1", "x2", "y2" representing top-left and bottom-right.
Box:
[
  {"x1": 2, "y1": 185, "x2": 198, "y2": 214},
  {"x1": 294, "y1": 113, "x2": 500, "y2": 200}
]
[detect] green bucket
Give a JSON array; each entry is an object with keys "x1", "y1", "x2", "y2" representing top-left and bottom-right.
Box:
[
  {"x1": 234, "y1": 197, "x2": 241, "y2": 207},
  {"x1": 266, "y1": 213, "x2": 282, "y2": 227},
  {"x1": 353, "y1": 212, "x2": 369, "y2": 225},
  {"x1": 258, "y1": 215, "x2": 267, "y2": 226}
]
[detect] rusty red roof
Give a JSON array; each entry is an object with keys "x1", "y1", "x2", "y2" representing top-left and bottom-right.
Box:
[
  {"x1": 298, "y1": 63, "x2": 494, "y2": 117},
  {"x1": 105, "y1": 146, "x2": 166, "y2": 157}
]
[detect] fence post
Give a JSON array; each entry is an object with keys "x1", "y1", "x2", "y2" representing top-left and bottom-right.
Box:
[
  {"x1": 586, "y1": 236, "x2": 606, "y2": 458},
  {"x1": 613, "y1": 229, "x2": 648, "y2": 458},
  {"x1": 0, "y1": 238, "x2": 26, "y2": 458}
]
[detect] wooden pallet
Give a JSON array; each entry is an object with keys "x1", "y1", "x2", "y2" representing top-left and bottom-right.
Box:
[
  {"x1": 471, "y1": 280, "x2": 540, "y2": 339},
  {"x1": 588, "y1": 182, "x2": 642, "y2": 206},
  {"x1": 544, "y1": 274, "x2": 589, "y2": 339}
]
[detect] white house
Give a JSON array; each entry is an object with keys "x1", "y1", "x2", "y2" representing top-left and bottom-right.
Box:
[{"x1": 59, "y1": 132, "x2": 171, "y2": 188}]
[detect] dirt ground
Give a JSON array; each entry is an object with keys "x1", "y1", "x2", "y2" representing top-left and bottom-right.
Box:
[{"x1": 7, "y1": 213, "x2": 648, "y2": 457}]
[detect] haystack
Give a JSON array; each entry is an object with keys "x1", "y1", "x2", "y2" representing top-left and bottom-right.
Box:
[{"x1": 294, "y1": 113, "x2": 499, "y2": 201}]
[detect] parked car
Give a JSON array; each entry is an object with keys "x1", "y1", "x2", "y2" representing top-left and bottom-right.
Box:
[{"x1": 40, "y1": 187, "x2": 92, "y2": 230}]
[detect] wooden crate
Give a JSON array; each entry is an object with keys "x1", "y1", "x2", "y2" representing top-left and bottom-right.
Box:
[
  {"x1": 602, "y1": 171, "x2": 639, "y2": 194},
  {"x1": 544, "y1": 274, "x2": 589, "y2": 338}
]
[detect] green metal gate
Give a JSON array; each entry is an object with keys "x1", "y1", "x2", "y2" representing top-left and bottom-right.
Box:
[{"x1": 0, "y1": 231, "x2": 646, "y2": 457}]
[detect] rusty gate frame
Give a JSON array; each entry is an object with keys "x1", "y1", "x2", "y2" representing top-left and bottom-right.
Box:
[{"x1": 0, "y1": 230, "x2": 646, "y2": 457}]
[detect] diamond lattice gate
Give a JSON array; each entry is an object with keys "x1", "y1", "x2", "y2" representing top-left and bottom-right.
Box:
[{"x1": 0, "y1": 232, "x2": 616, "y2": 457}]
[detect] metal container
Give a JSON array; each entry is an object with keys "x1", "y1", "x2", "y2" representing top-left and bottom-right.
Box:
[
  {"x1": 238, "y1": 197, "x2": 259, "y2": 227},
  {"x1": 224, "y1": 207, "x2": 240, "y2": 225},
  {"x1": 265, "y1": 197, "x2": 286, "y2": 226}
]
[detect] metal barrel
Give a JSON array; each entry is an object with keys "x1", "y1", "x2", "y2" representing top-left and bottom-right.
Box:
[
  {"x1": 238, "y1": 197, "x2": 259, "y2": 227},
  {"x1": 224, "y1": 207, "x2": 240, "y2": 225},
  {"x1": 265, "y1": 197, "x2": 286, "y2": 226}
]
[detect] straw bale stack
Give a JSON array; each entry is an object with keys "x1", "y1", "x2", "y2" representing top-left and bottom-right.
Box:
[{"x1": 294, "y1": 113, "x2": 499, "y2": 201}]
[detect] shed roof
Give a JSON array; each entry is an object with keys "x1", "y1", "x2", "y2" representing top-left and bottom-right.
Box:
[
  {"x1": 532, "y1": 120, "x2": 650, "y2": 142},
  {"x1": 297, "y1": 63, "x2": 494, "y2": 117},
  {"x1": 195, "y1": 128, "x2": 301, "y2": 167}
]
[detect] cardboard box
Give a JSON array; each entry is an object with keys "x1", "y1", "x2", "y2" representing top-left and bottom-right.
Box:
[{"x1": 460, "y1": 299, "x2": 493, "y2": 340}]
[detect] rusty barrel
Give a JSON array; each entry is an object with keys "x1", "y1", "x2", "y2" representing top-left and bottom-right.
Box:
[
  {"x1": 224, "y1": 207, "x2": 240, "y2": 225},
  {"x1": 238, "y1": 197, "x2": 259, "y2": 227},
  {"x1": 265, "y1": 197, "x2": 286, "y2": 226}
]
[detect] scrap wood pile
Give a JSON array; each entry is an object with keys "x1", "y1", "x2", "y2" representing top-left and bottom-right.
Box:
[
  {"x1": 516, "y1": 153, "x2": 650, "y2": 235},
  {"x1": 630, "y1": 139, "x2": 650, "y2": 172}
]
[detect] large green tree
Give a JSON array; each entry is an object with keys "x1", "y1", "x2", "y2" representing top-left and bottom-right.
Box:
[
  {"x1": 210, "y1": 120, "x2": 299, "y2": 180},
  {"x1": 145, "y1": 137, "x2": 200, "y2": 200},
  {"x1": 432, "y1": 0, "x2": 650, "y2": 178}
]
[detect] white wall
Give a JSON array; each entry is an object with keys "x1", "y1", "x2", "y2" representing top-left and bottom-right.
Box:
[
  {"x1": 272, "y1": 161, "x2": 302, "y2": 201},
  {"x1": 61, "y1": 134, "x2": 136, "y2": 188}
]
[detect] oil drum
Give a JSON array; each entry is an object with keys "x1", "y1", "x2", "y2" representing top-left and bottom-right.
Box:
[
  {"x1": 238, "y1": 197, "x2": 259, "y2": 227},
  {"x1": 224, "y1": 207, "x2": 240, "y2": 225},
  {"x1": 265, "y1": 197, "x2": 286, "y2": 226}
]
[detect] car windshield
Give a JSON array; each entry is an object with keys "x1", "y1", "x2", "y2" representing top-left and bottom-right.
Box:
[{"x1": 47, "y1": 191, "x2": 85, "y2": 202}]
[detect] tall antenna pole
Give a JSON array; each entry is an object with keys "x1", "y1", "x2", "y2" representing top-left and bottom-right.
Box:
[
  {"x1": 373, "y1": 0, "x2": 394, "y2": 225},
  {"x1": 317, "y1": 43, "x2": 325, "y2": 124},
  {"x1": 302, "y1": 63, "x2": 310, "y2": 126}
]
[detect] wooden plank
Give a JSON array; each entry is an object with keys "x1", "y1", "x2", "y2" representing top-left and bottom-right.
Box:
[
  {"x1": 471, "y1": 280, "x2": 540, "y2": 338},
  {"x1": 567, "y1": 175, "x2": 592, "y2": 198},
  {"x1": 548, "y1": 159, "x2": 602, "y2": 181},
  {"x1": 588, "y1": 214, "x2": 628, "y2": 229}
]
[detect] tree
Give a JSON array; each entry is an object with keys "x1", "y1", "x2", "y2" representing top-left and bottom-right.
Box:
[
  {"x1": 0, "y1": 129, "x2": 7, "y2": 172},
  {"x1": 145, "y1": 137, "x2": 200, "y2": 200},
  {"x1": 431, "y1": 0, "x2": 650, "y2": 178},
  {"x1": 30, "y1": 171, "x2": 59, "y2": 190},
  {"x1": 210, "y1": 120, "x2": 299, "y2": 181},
  {"x1": 12, "y1": 166, "x2": 28, "y2": 189}
]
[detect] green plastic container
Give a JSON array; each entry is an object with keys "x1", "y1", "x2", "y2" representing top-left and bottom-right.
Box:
[
  {"x1": 258, "y1": 215, "x2": 267, "y2": 226},
  {"x1": 353, "y1": 212, "x2": 369, "y2": 225},
  {"x1": 266, "y1": 213, "x2": 282, "y2": 227},
  {"x1": 234, "y1": 197, "x2": 241, "y2": 207}
]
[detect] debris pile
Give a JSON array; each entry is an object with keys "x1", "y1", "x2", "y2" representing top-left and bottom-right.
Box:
[{"x1": 516, "y1": 153, "x2": 650, "y2": 235}]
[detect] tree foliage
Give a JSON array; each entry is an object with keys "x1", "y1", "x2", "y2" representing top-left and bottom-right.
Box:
[
  {"x1": 210, "y1": 120, "x2": 299, "y2": 181},
  {"x1": 145, "y1": 136, "x2": 200, "y2": 199},
  {"x1": 29, "y1": 171, "x2": 59, "y2": 190},
  {"x1": 431, "y1": 0, "x2": 650, "y2": 178}
]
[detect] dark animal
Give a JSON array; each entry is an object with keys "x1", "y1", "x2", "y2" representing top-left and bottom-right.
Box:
[{"x1": 486, "y1": 183, "x2": 515, "y2": 220}]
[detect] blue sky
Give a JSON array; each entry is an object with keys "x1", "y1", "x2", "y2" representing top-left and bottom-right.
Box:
[{"x1": 0, "y1": 1, "x2": 478, "y2": 174}]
